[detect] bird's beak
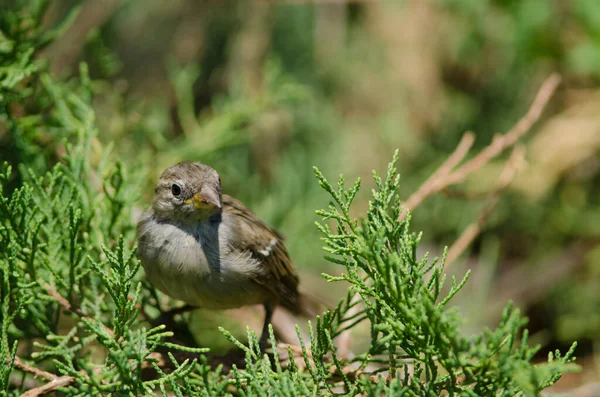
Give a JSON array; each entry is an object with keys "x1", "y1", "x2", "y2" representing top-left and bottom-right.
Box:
[{"x1": 185, "y1": 187, "x2": 221, "y2": 209}]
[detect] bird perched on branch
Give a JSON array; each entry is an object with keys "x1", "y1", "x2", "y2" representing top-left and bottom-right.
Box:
[{"x1": 136, "y1": 162, "x2": 320, "y2": 347}]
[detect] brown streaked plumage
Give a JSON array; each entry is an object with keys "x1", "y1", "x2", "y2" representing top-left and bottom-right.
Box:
[{"x1": 136, "y1": 161, "x2": 320, "y2": 346}]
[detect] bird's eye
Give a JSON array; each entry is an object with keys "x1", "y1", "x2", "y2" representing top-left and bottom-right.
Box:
[{"x1": 171, "y1": 184, "x2": 182, "y2": 196}]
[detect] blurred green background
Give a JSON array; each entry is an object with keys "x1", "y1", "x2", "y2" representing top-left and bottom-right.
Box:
[{"x1": 3, "y1": 0, "x2": 600, "y2": 390}]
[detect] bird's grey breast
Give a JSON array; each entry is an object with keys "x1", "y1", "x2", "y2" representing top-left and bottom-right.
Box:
[
  {"x1": 138, "y1": 214, "x2": 212, "y2": 271},
  {"x1": 136, "y1": 211, "x2": 266, "y2": 309}
]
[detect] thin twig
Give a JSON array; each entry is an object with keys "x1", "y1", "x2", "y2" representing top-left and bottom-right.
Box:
[
  {"x1": 398, "y1": 73, "x2": 560, "y2": 221},
  {"x1": 19, "y1": 376, "x2": 75, "y2": 397},
  {"x1": 45, "y1": 284, "x2": 114, "y2": 337},
  {"x1": 12, "y1": 357, "x2": 59, "y2": 382},
  {"x1": 443, "y1": 74, "x2": 561, "y2": 186},
  {"x1": 399, "y1": 132, "x2": 475, "y2": 221},
  {"x1": 12, "y1": 356, "x2": 75, "y2": 397},
  {"x1": 45, "y1": 285, "x2": 85, "y2": 318},
  {"x1": 445, "y1": 146, "x2": 526, "y2": 266}
]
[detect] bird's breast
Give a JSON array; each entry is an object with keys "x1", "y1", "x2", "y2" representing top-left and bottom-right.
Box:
[{"x1": 137, "y1": 215, "x2": 268, "y2": 309}]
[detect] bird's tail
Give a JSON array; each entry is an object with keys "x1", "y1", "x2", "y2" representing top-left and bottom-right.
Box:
[
  {"x1": 294, "y1": 287, "x2": 328, "y2": 318},
  {"x1": 274, "y1": 287, "x2": 329, "y2": 345}
]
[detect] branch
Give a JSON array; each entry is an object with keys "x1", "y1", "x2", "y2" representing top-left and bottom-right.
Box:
[
  {"x1": 45, "y1": 284, "x2": 114, "y2": 337},
  {"x1": 12, "y1": 356, "x2": 75, "y2": 397},
  {"x1": 444, "y1": 74, "x2": 561, "y2": 186},
  {"x1": 445, "y1": 146, "x2": 526, "y2": 266},
  {"x1": 45, "y1": 284, "x2": 85, "y2": 318},
  {"x1": 399, "y1": 73, "x2": 561, "y2": 221},
  {"x1": 399, "y1": 132, "x2": 475, "y2": 220}
]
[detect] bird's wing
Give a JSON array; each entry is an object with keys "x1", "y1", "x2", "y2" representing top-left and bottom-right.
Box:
[{"x1": 222, "y1": 194, "x2": 301, "y2": 312}]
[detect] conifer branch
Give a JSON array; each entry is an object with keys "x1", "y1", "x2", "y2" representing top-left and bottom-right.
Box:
[
  {"x1": 12, "y1": 356, "x2": 75, "y2": 397},
  {"x1": 342, "y1": 73, "x2": 560, "y2": 363},
  {"x1": 0, "y1": 4, "x2": 579, "y2": 394}
]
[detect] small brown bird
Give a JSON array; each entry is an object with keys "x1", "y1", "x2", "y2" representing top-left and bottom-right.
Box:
[{"x1": 136, "y1": 162, "x2": 319, "y2": 346}]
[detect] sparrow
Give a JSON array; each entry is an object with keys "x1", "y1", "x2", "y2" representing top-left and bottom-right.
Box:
[{"x1": 136, "y1": 161, "x2": 319, "y2": 346}]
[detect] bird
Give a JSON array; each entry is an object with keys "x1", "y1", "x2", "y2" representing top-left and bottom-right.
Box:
[{"x1": 136, "y1": 161, "x2": 320, "y2": 347}]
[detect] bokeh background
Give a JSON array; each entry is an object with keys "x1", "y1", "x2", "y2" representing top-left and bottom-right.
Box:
[{"x1": 5, "y1": 0, "x2": 600, "y2": 391}]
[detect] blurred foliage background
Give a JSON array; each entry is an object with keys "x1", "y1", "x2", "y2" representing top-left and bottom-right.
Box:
[{"x1": 3, "y1": 0, "x2": 600, "y2": 390}]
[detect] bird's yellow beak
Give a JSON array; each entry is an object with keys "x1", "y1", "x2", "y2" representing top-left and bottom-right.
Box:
[{"x1": 185, "y1": 188, "x2": 221, "y2": 209}]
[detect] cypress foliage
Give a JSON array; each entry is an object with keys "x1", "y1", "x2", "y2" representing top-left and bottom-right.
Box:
[{"x1": 0, "y1": 2, "x2": 579, "y2": 396}]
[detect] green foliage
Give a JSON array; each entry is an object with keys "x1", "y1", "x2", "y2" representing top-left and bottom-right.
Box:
[
  {"x1": 0, "y1": 83, "x2": 206, "y2": 393},
  {"x1": 0, "y1": 1, "x2": 587, "y2": 395},
  {"x1": 309, "y1": 155, "x2": 578, "y2": 396},
  {"x1": 0, "y1": 69, "x2": 580, "y2": 393},
  {"x1": 0, "y1": 3, "x2": 207, "y2": 394}
]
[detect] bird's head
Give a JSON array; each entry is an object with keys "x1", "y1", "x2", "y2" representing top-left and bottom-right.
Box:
[{"x1": 152, "y1": 162, "x2": 222, "y2": 222}]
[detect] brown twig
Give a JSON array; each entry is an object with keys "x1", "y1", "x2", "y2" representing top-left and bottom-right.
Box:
[
  {"x1": 19, "y1": 374, "x2": 75, "y2": 397},
  {"x1": 399, "y1": 132, "x2": 475, "y2": 221},
  {"x1": 398, "y1": 73, "x2": 561, "y2": 221},
  {"x1": 12, "y1": 357, "x2": 60, "y2": 384},
  {"x1": 45, "y1": 284, "x2": 114, "y2": 337},
  {"x1": 11, "y1": 356, "x2": 75, "y2": 397},
  {"x1": 438, "y1": 75, "x2": 561, "y2": 265},
  {"x1": 44, "y1": 285, "x2": 85, "y2": 318},
  {"x1": 444, "y1": 74, "x2": 561, "y2": 186},
  {"x1": 445, "y1": 146, "x2": 526, "y2": 266}
]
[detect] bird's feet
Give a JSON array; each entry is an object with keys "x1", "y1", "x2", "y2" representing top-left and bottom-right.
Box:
[{"x1": 153, "y1": 304, "x2": 195, "y2": 329}]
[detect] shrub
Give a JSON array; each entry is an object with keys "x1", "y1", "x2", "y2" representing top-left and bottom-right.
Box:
[{"x1": 0, "y1": 2, "x2": 579, "y2": 396}]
